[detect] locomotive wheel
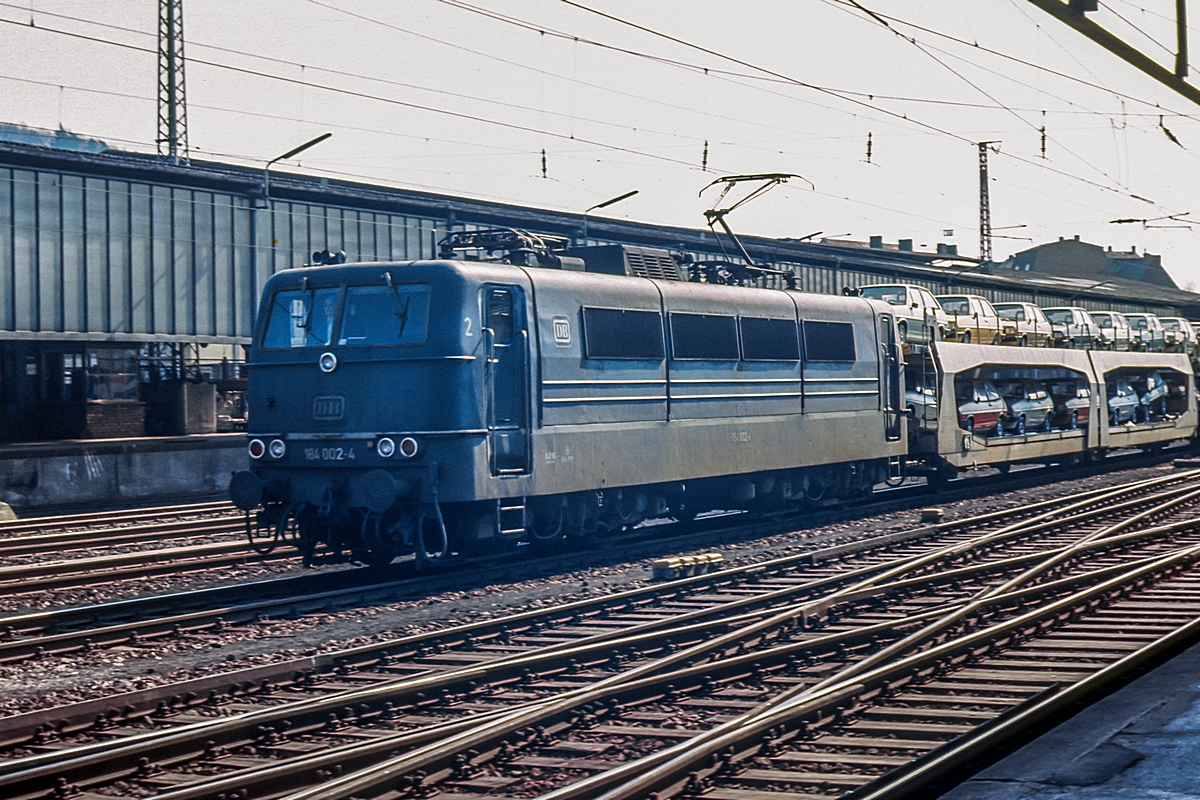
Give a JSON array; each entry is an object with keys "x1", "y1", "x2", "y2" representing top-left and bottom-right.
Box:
[
  {"x1": 530, "y1": 500, "x2": 567, "y2": 546},
  {"x1": 361, "y1": 511, "x2": 407, "y2": 567}
]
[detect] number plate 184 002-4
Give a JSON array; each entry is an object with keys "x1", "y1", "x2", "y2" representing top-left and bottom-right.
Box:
[{"x1": 304, "y1": 446, "x2": 356, "y2": 462}]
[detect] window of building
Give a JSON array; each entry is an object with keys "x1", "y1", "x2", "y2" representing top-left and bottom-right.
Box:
[
  {"x1": 582, "y1": 307, "x2": 664, "y2": 360},
  {"x1": 87, "y1": 350, "x2": 139, "y2": 400},
  {"x1": 803, "y1": 320, "x2": 857, "y2": 362},
  {"x1": 740, "y1": 317, "x2": 800, "y2": 361},
  {"x1": 670, "y1": 312, "x2": 739, "y2": 360}
]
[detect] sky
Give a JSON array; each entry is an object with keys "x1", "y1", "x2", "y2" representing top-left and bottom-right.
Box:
[{"x1": 3, "y1": 1, "x2": 1200, "y2": 287}]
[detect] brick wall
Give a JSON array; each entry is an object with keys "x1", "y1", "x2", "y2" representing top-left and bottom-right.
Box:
[{"x1": 84, "y1": 401, "x2": 146, "y2": 439}]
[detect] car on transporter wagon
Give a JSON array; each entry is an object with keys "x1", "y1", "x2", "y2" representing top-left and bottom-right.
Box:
[
  {"x1": 1041, "y1": 307, "x2": 1105, "y2": 349},
  {"x1": 1047, "y1": 379, "x2": 1091, "y2": 430},
  {"x1": 1125, "y1": 313, "x2": 1167, "y2": 352},
  {"x1": 996, "y1": 380, "x2": 1055, "y2": 435},
  {"x1": 992, "y1": 302, "x2": 1055, "y2": 347},
  {"x1": 935, "y1": 294, "x2": 1012, "y2": 345},
  {"x1": 954, "y1": 380, "x2": 1006, "y2": 435},
  {"x1": 856, "y1": 284, "x2": 950, "y2": 346},
  {"x1": 1089, "y1": 311, "x2": 1133, "y2": 352},
  {"x1": 1160, "y1": 317, "x2": 1198, "y2": 356}
]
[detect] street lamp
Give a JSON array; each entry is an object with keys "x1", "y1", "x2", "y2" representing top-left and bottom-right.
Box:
[
  {"x1": 581, "y1": 190, "x2": 638, "y2": 244},
  {"x1": 262, "y1": 132, "x2": 332, "y2": 205}
]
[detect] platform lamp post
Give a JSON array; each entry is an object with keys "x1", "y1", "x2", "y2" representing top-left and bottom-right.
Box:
[
  {"x1": 261, "y1": 132, "x2": 332, "y2": 205},
  {"x1": 250, "y1": 132, "x2": 332, "y2": 334},
  {"x1": 580, "y1": 190, "x2": 639, "y2": 245}
]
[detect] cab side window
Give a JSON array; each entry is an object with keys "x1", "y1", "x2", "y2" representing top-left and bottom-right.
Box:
[{"x1": 487, "y1": 288, "x2": 515, "y2": 345}]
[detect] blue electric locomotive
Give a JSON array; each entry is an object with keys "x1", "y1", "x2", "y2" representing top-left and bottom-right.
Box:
[{"x1": 229, "y1": 232, "x2": 907, "y2": 566}]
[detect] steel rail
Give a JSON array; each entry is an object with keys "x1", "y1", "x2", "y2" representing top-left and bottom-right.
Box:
[
  {"x1": 1, "y1": 468, "x2": 1167, "y2": 663},
  {"x1": 560, "y1": 542, "x2": 1200, "y2": 800},
  {"x1": 841, "y1": 613, "x2": 1200, "y2": 800},
  {"x1": 0, "y1": 540, "x2": 293, "y2": 597},
  {"x1": 0, "y1": 500, "x2": 233, "y2": 535},
  {"x1": 1, "y1": 480, "x2": 1164, "y2": 793},
  {"x1": 275, "y1": 525, "x2": 1200, "y2": 800},
  {"x1": 147, "y1": 524, "x2": 1200, "y2": 800},
  {"x1": 2, "y1": 472, "x2": 1190, "y2": 796},
  {"x1": 183, "y1": 507, "x2": 1200, "y2": 800},
  {"x1": 0, "y1": 515, "x2": 244, "y2": 556}
]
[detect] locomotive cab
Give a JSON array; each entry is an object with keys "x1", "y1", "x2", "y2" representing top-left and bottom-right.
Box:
[{"x1": 231, "y1": 260, "x2": 533, "y2": 566}]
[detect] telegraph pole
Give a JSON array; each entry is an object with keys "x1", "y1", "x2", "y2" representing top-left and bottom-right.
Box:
[
  {"x1": 978, "y1": 141, "x2": 999, "y2": 265},
  {"x1": 157, "y1": 0, "x2": 189, "y2": 164}
]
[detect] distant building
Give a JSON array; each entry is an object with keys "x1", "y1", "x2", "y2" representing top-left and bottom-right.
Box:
[{"x1": 999, "y1": 235, "x2": 1177, "y2": 290}]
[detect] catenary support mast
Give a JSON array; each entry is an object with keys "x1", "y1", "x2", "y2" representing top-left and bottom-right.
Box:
[{"x1": 157, "y1": 0, "x2": 189, "y2": 164}]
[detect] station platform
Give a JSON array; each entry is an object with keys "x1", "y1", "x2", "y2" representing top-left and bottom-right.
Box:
[
  {"x1": 943, "y1": 639, "x2": 1200, "y2": 799},
  {"x1": 0, "y1": 433, "x2": 244, "y2": 511}
]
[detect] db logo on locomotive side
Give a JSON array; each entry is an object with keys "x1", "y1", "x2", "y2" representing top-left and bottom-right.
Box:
[{"x1": 552, "y1": 315, "x2": 572, "y2": 346}]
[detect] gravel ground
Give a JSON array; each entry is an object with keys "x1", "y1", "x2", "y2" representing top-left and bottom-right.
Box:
[{"x1": 0, "y1": 460, "x2": 1182, "y2": 718}]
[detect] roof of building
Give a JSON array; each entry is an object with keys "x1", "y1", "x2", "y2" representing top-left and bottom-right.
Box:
[{"x1": 1000, "y1": 236, "x2": 1178, "y2": 289}]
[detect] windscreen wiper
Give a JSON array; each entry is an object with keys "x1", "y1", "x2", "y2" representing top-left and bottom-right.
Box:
[
  {"x1": 298, "y1": 276, "x2": 320, "y2": 344},
  {"x1": 384, "y1": 273, "x2": 411, "y2": 339}
]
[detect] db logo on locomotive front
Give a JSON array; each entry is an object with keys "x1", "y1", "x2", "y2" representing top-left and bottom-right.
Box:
[{"x1": 312, "y1": 395, "x2": 346, "y2": 421}]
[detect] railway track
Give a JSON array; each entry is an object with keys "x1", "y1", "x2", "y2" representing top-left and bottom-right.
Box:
[
  {"x1": 0, "y1": 499, "x2": 235, "y2": 537},
  {"x1": 0, "y1": 462, "x2": 1187, "y2": 665},
  {"x1": 0, "y1": 448, "x2": 1172, "y2": 604},
  {"x1": 2, "y1": 469, "x2": 1200, "y2": 800}
]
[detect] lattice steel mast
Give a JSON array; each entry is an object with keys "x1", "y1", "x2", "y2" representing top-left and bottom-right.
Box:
[
  {"x1": 978, "y1": 141, "x2": 998, "y2": 265},
  {"x1": 157, "y1": 0, "x2": 189, "y2": 164}
]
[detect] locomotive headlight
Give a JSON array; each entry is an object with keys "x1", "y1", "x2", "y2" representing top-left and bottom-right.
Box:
[
  {"x1": 318, "y1": 352, "x2": 338, "y2": 373},
  {"x1": 268, "y1": 438, "x2": 287, "y2": 459},
  {"x1": 248, "y1": 439, "x2": 266, "y2": 459},
  {"x1": 376, "y1": 437, "x2": 396, "y2": 458},
  {"x1": 399, "y1": 437, "x2": 419, "y2": 458}
]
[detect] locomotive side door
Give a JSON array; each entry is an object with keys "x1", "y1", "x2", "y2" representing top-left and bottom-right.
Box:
[
  {"x1": 879, "y1": 313, "x2": 902, "y2": 441},
  {"x1": 483, "y1": 285, "x2": 531, "y2": 475}
]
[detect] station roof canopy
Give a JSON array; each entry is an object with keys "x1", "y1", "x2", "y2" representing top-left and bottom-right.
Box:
[{"x1": 3, "y1": 136, "x2": 1200, "y2": 319}]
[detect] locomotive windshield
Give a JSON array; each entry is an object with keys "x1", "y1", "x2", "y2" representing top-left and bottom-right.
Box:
[
  {"x1": 261, "y1": 283, "x2": 430, "y2": 348},
  {"x1": 339, "y1": 285, "x2": 430, "y2": 346},
  {"x1": 262, "y1": 287, "x2": 340, "y2": 349}
]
